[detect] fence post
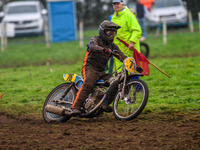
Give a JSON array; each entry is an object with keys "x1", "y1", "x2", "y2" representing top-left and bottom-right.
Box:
[
  {"x1": 162, "y1": 17, "x2": 167, "y2": 45},
  {"x1": 155, "y1": 24, "x2": 160, "y2": 38},
  {"x1": 198, "y1": 12, "x2": 200, "y2": 33},
  {"x1": 188, "y1": 11, "x2": 194, "y2": 33},
  {"x1": 4, "y1": 24, "x2": 7, "y2": 49},
  {"x1": 1, "y1": 23, "x2": 7, "y2": 52},
  {"x1": 79, "y1": 20, "x2": 84, "y2": 48},
  {"x1": 44, "y1": 19, "x2": 50, "y2": 48},
  {"x1": 47, "y1": 58, "x2": 53, "y2": 72}
]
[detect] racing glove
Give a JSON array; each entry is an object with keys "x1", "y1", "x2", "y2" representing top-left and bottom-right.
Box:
[
  {"x1": 102, "y1": 48, "x2": 112, "y2": 55},
  {"x1": 136, "y1": 65, "x2": 143, "y2": 73}
]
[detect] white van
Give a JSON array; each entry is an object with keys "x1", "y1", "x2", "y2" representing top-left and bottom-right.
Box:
[
  {"x1": 0, "y1": 1, "x2": 47, "y2": 36},
  {"x1": 147, "y1": 0, "x2": 188, "y2": 27}
]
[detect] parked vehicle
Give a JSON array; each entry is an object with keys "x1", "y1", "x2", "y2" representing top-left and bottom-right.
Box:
[
  {"x1": 0, "y1": 1, "x2": 47, "y2": 36},
  {"x1": 43, "y1": 50, "x2": 149, "y2": 123},
  {"x1": 127, "y1": 0, "x2": 188, "y2": 27},
  {"x1": 147, "y1": 0, "x2": 188, "y2": 27}
]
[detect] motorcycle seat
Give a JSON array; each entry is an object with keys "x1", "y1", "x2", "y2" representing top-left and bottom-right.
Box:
[{"x1": 96, "y1": 79, "x2": 110, "y2": 87}]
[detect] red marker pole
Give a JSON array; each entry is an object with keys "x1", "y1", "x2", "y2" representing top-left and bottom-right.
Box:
[{"x1": 0, "y1": 93, "x2": 4, "y2": 99}]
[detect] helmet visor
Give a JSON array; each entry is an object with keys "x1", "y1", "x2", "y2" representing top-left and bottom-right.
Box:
[{"x1": 105, "y1": 30, "x2": 117, "y2": 37}]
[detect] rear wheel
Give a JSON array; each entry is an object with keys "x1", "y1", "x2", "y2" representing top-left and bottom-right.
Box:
[
  {"x1": 140, "y1": 42, "x2": 149, "y2": 58},
  {"x1": 43, "y1": 83, "x2": 77, "y2": 123},
  {"x1": 113, "y1": 79, "x2": 148, "y2": 121}
]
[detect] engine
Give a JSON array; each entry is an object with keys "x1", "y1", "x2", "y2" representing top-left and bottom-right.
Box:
[{"x1": 84, "y1": 87, "x2": 105, "y2": 111}]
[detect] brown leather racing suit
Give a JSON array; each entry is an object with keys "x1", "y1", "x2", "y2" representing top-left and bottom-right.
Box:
[{"x1": 71, "y1": 36, "x2": 126, "y2": 109}]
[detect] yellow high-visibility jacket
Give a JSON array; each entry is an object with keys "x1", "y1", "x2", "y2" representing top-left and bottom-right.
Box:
[{"x1": 111, "y1": 6, "x2": 142, "y2": 71}]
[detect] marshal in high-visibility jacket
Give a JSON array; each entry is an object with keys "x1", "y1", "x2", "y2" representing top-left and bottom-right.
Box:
[{"x1": 111, "y1": 6, "x2": 142, "y2": 71}]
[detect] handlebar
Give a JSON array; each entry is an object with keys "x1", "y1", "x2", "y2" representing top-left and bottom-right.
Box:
[{"x1": 112, "y1": 49, "x2": 117, "y2": 55}]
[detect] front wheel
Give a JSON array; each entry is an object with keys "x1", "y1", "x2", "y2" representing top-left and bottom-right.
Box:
[
  {"x1": 43, "y1": 83, "x2": 77, "y2": 123},
  {"x1": 113, "y1": 79, "x2": 149, "y2": 121}
]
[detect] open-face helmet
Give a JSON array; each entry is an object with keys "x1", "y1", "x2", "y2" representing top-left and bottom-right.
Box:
[{"x1": 99, "y1": 20, "x2": 121, "y2": 43}]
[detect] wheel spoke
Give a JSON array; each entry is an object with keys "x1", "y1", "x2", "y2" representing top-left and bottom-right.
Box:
[
  {"x1": 43, "y1": 83, "x2": 76, "y2": 122},
  {"x1": 113, "y1": 79, "x2": 148, "y2": 120}
]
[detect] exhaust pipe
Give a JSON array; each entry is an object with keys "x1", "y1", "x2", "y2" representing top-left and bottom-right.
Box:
[{"x1": 45, "y1": 105, "x2": 65, "y2": 115}]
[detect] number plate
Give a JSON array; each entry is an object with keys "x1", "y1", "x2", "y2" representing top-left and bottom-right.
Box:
[
  {"x1": 64, "y1": 74, "x2": 77, "y2": 82},
  {"x1": 124, "y1": 57, "x2": 136, "y2": 73}
]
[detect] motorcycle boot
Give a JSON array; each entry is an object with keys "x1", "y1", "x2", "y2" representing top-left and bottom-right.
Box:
[
  {"x1": 101, "y1": 104, "x2": 113, "y2": 113},
  {"x1": 101, "y1": 97, "x2": 113, "y2": 113},
  {"x1": 101, "y1": 75, "x2": 121, "y2": 113}
]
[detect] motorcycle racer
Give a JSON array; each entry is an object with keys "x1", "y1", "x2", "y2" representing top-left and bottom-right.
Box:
[{"x1": 69, "y1": 20, "x2": 127, "y2": 115}]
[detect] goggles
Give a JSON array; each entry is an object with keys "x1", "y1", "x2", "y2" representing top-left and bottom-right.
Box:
[{"x1": 105, "y1": 30, "x2": 117, "y2": 37}]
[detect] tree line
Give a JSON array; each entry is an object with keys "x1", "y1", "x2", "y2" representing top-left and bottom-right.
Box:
[
  {"x1": 183, "y1": 0, "x2": 200, "y2": 20},
  {"x1": 1, "y1": 0, "x2": 200, "y2": 28},
  {"x1": 76, "y1": 0, "x2": 114, "y2": 28},
  {"x1": 75, "y1": 0, "x2": 200, "y2": 28}
]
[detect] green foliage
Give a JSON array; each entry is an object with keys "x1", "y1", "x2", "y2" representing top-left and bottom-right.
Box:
[
  {"x1": 0, "y1": 62, "x2": 83, "y2": 114},
  {"x1": 0, "y1": 38, "x2": 86, "y2": 68},
  {"x1": 145, "y1": 31, "x2": 200, "y2": 57},
  {"x1": 142, "y1": 56, "x2": 200, "y2": 113},
  {"x1": 0, "y1": 31, "x2": 200, "y2": 115},
  {"x1": 0, "y1": 31, "x2": 200, "y2": 68}
]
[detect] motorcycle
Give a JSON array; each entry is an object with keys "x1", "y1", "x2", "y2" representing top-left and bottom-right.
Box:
[{"x1": 43, "y1": 51, "x2": 149, "y2": 123}]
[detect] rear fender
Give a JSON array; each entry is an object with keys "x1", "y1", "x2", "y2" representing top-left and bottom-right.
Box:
[{"x1": 63, "y1": 74, "x2": 83, "y2": 90}]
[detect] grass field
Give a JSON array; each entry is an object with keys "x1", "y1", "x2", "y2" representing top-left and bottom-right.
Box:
[{"x1": 0, "y1": 29, "x2": 200, "y2": 114}]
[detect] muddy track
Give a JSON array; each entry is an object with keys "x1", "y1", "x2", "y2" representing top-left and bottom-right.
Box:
[{"x1": 0, "y1": 112, "x2": 200, "y2": 150}]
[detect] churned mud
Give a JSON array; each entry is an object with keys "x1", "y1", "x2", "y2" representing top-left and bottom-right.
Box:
[{"x1": 0, "y1": 112, "x2": 199, "y2": 150}]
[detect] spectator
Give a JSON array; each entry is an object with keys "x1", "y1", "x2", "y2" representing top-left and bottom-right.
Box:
[
  {"x1": 110, "y1": 0, "x2": 142, "y2": 72},
  {"x1": 140, "y1": 0, "x2": 155, "y2": 11},
  {"x1": 135, "y1": 0, "x2": 149, "y2": 41}
]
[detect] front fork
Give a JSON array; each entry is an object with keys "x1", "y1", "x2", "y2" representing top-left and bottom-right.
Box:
[
  {"x1": 119, "y1": 71, "x2": 127, "y2": 99},
  {"x1": 119, "y1": 72, "x2": 136, "y2": 104}
]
